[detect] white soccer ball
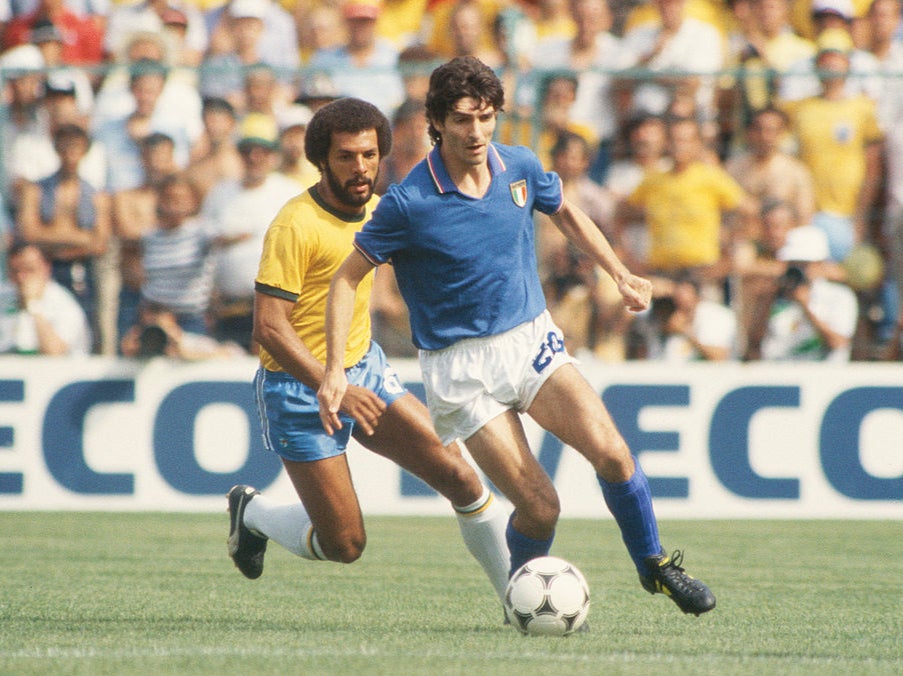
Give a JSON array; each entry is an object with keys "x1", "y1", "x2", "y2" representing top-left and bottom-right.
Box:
[{"x1": 504, "y1": 556, "x2": 591, "y2": 636}]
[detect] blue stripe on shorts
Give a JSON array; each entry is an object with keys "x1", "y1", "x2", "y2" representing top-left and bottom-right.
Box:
[{"x1": 253, "y1": 341, "x2": 407, "y2": 463}]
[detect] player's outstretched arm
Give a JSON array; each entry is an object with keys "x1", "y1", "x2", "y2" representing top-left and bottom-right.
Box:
[
  {"x1": 319, "y1": 249, "x2": 379, "y2": 435},
  {"x1": 550, "y1": 198, "x2": 652, "y2": 313}
]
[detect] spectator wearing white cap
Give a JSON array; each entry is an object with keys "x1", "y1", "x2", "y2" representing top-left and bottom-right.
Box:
[
  {"x1": 7, "y1": 71, "x2": 107, "y2": 195},
  {"x1": 736, "y1": 198, "x2": 852, "y2": 359},
  {"x1": 778, "y1": 0, "x2": 883, "y2": 104},
  {"x1": 206, "y1": 0, "x2": 298, "y2": 80},
  {"x1": 30, "y1": 18, "x2": 94, "y2": 115},
  {"x1": 780, "y1": 28, "x2": 884, "y2": 263},
  {"x1": 103, "y1": 0, "x2": 208, "y2": 67},
  {"x1": 199, "y1": 0, "x2": 297, "y2": 112},
  {"x1": 757, "y1": 260, "x2": 859, "y2": 361},
  {"x1": 307, "y1": 0, "x2": 405, "y2": 117},
  {"x1": 0, "y1": 44, "x2": 47, "y2": 201}
]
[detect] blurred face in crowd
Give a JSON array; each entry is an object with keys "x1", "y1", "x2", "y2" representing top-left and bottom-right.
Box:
[
  {"x1": 551, "y1": 136, "x2": 592, "y2": 181},
  {"x1": 868, "y1": 0, "x2": 901, "y2": 44},
  {"x1": 450, "y1": 2, "x2": 483, "y2": 56},
  {"x1": 667, "y1": 119, "x2": 701, "y2": 168},
  {"x1": 202, "y1": 107, "x2": 237, "y2": 144},
  {"x1": 239, "y1": 142, "x2": 277, "y2": 185},
  {"x1": 125, "y1": 36, "x2": 166, "y2": 63},
  {"x1": 8, "y1": 73, "x2": 43, "y2": 107},
  {"x1": 244, "y1": 68, "x2": 276, "y2": 113},
  {"x1": 541, "y1": 77, "x2": 578, "y2": 130},
  {"x1": 54, "y1": 131, "x2": 90, "y2": 174},
  {"x1": 747, "y1": 109, "x2": 786, "y2": 158},
  {"x1": 656, "y1": 0, "x2": 687, "y2": 31},
  {"x1": 571, "y1": 0, "x2": 612, "y2": 40},
  {"x1": 232, "y1": 16, "x2": 265, "y2": 53},
  {"x1": 346, "y1": 16, "x2": 377, "y2": 51},
  {"x1": 630, "y1": 117, "x2": 667, "y2": 161},
  {"x1": 157, "y1": 179, "x2": 198, "y2": 225},
  {"x1": 45, "y1": 91, "x2": 84, "y2": 128},
  {"x1": 752, "y1": 0, "x2": 790, "y2": 37},
  {"x1": 816, "y1": 50, "x2": 850, "y2": 86},
  {"x1": 8, "y1": 245, "x2": 51, "y2": 299},
  {"x1": 391, "y1": 113, "x2": 429, "y2": 157},
  {"x1": 672, "y1": 278, "x2": 700, "y2": 313},
  {"x1": 131, "y1": 72, "x2": 166, "y2": 117},
  {"x1": 141, "y1": 139, "x2": 176, "y2": 183},
  {"x1": 36, "y1": 38, "x2": 64, "y2": 66},
  {"x1": 279, "y1": 125, "x2": 307, "y2": 165},
  {"x1": 761, "y1": 203, "x2": 797, "y2": 253},
  {"x1": 320, "y1": 129, "x2": 381, "y2": 212}
]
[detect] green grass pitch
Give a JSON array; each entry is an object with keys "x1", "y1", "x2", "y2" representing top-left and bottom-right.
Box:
[{"x1": 1, "y1": 513, "x2": 900, "y2": 675}]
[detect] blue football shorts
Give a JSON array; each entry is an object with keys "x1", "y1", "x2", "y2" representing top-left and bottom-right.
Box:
[{"x1": 254, "y1": 341, "x2": 407, "y2": 463}]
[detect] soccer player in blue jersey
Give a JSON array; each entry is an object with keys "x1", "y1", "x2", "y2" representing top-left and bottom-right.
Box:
[
  {"x1": 226, "y1": 97, "x2": 510, "y2": 604},
  {"x1": 319, "y1": 57, "x2": 716, "y2": 616}
]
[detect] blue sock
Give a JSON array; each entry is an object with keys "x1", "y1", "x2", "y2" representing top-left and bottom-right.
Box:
[
  {"x1": 598, "y1": 456, "x2": 662, "y2": 575},
  {"x1": 505, "y1": 513, "x2": 554, "y2": 578}
]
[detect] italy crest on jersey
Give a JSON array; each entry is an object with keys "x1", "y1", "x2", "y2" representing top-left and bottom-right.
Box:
[{"x1": 509, "y1": 180, "x2": 527, "y2": 207}]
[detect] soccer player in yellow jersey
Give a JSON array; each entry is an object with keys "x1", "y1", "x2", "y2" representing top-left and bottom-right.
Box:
[{"x1": 226, "y1": 98, "x2": 510, "y2": 606}]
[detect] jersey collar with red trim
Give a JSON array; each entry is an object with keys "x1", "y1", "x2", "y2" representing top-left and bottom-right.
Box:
[{"x1": 425, "y1": 143, "x2": 507, "y2": 195}]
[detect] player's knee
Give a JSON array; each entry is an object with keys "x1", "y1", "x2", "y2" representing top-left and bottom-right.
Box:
[
  {"x1": 320, "y1": 530, "x2": 367, "y2": 563},
  {"x1": 421, "y1": 451, "x2": 482, "y2": 503},
  {"x1": 594, "y1": 442, "x2": 634, "y2": 483},
  {"x1": 441, "y1": 459, "x2": 483, "y2": 501},
  {"x1": 516, "y1": 490, "x2": 560, "y2": 532}
]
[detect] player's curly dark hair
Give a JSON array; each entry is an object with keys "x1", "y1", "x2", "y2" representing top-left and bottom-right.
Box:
[
  {"x1": 425, "y1": 56, "x2": 505, "y2": 146},
  {"x1": 304, "y1": 97, "x2": 392, "y2": 168}
]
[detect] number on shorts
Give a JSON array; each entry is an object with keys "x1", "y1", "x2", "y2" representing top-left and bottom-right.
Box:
[{"x1": 532, "y1": 331, "x2": 565, "y2": 373}]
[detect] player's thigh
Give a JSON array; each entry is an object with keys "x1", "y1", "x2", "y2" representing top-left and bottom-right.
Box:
[
  {"x1": 527, "y1": 363, "x2": 633, "y2": 481},
  {"x1": 463, "y1": 409, "x2": 558, "y2": 525},
  {"x1": 282, "y1": 454, "x2": 365, "y2": 545},
  {"x1": 355, "y1": 392, "x2": 482, "y2": 505}
]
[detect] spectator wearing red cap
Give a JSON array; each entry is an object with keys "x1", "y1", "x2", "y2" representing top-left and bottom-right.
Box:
[{"x1": 3, "y1": 0, "x2": 104, "y2": 66}]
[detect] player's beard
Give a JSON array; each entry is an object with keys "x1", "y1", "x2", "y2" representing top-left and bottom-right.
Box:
[{"x1": 323, "y1": 162, "x2": 376, "y2": 209}]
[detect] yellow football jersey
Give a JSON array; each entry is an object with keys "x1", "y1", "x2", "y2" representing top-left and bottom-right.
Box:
[
  {"x1": 256, "y1": 187, "x2": 378, "y2": 371},
  {"x1": 629, "y1": 163, "x2": 745, "y2": 271},
  {"x1": 784, "y1": 95, "x2": 883, "y2": 217}
]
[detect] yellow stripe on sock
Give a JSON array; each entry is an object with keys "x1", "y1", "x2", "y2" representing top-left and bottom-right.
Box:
[{"x1": 454, "y1": 491, "x2": 494, "y2": 517}]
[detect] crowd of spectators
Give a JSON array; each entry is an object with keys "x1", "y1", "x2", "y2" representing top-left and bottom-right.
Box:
[{"x1": 0, "y1": 0, "x2": 900, "y2": 362}]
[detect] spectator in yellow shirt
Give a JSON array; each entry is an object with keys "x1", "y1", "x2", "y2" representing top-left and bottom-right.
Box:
[
  {"x1": 622, "y1": 116, "x2": 755, "y2": 289},
  {"x1": 780, "y1": 29, "x2": 884, "y2": 261}
]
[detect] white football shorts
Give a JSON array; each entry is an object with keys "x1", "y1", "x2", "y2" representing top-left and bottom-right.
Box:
[{"x1": 419, "y1": 310, "x2": 577, "y2": 444}]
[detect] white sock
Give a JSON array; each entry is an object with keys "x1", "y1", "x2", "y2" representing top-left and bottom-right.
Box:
[
  {"x1": 455, "y1": 487, "x2": 511, "y2": 601},
  {"x1": 243, "y1": 494, "x2": 325, "y2": 561}
]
